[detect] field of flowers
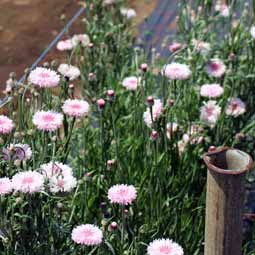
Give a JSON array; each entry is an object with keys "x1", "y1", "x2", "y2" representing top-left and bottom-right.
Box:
[{"x1": 1, "y1": 0, "x2": 255, "y2": 254}]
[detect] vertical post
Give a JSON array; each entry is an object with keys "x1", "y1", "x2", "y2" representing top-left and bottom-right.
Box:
[{"x1": 203, "y1": 147, "x2": 253, "y2": 255}]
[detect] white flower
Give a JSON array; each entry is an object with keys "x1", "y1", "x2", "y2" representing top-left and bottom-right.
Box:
[
  {"x1": 71, "y1": 34, "x2": 90, "y2": 47},
  {"x1": 58, "y1": 64, "x2": 80, "y2": 81},
  {"x1": 121, "y1": 8, "x2": 137, "y2": 19}
]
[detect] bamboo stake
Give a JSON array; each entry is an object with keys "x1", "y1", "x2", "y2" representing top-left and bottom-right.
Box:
[{"x1": 203, "y1": 147, "x2": 253, "y2": 255}]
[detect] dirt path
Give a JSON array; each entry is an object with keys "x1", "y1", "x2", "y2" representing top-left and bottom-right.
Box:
[
  {"x1": 0, "y1": 0, "x2": 158, "y2": 90},
  {"x1": 0, "y1": 0, "x2": 82, "y2": 88}
]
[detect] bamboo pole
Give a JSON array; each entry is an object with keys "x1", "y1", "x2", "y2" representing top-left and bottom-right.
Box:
[{"x1": 203, "y1": 147, "x2": 253, "y2": 255}]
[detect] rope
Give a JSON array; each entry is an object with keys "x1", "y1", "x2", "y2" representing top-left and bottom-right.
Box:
[{"x1": 0, "y1": 6, "x2": 85, "y2": 108}]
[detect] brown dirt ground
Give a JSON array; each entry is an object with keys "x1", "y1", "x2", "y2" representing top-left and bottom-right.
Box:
[{"x1": 0, "y1": 0, "x2": 157, "y2": 91}]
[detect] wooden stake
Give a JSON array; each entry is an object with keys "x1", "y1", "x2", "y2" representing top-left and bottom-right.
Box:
[{"x1": 203, "y1": 147, "x2": 253, "y2": 255}]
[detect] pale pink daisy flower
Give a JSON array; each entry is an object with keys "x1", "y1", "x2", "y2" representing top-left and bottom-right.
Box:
[
  {"x1": 143, "y1": 99, "x2": 163, "y2": 127},
  {"x1": 62, "y1": 99, "x2": 90, "y2": 118},
  {"x1": 28, "y1": 67, "x2": 60, "y2": 88},
  {"x1": 71, "y1": 34, "x2": 90, "y2": 47},
  {"x1": 40, "y1": 161, "x2": 73, "y2": 178},
  {"x1": 0, "y1": 115, "x2": 14, "y2": 134},
  {"x1": 169, "y1": 42, "x2": 182, "y2": 52},
  {"x1": 206, "y1": 59, "x2": 226, "y2": 78},
  {"x1": 226, "y1": 98, "x2": 246, "y2": 117},
  {"x1": 120, "y1": 8, "x2": 137, "y2": 19},
  {"x1": 12, "y1": 171, "x2": 44, "y2": 194},
  {"x1": 33, "y1": 111, "x2": 63, "y2": 132},
  {"x1": 192, "y1": 39, "x2": 211, "y2": 55},
  {"x1": 48, "y1": 175, "x2": 77, "y2": 193},
  {"x1": 3, "y1": 144, "x2": 32, "y2": 162},
  {"x1": 58, "y1": 64, "x2": 80, "y2": 81},
  {"x1": 250, "y1": 26, "x2": 255, "y2": 39},
  {"x1": 56, "y1": 39, "x2": 74, "y2": 51},
  {"x1": 108, "y1": 184, "x2": 137, "y2": 205},
  {"x1": 162, "y1": 63, "x2": 191, "y2": 80},
  {"x1": 200, "y1": 100, "x2": 221, "y2": 128},
  {"x1": 41, "y1": 161, "x2": 77, "y2": 193},
  {"x1": 215, "y1": 3, "x2": 230, "y2": 17},
  {"x1": 166, "y1": 122, "x2": 178, "y2": 139},
  {"x1": 0, "y1": 178, "x2": 13, "y2": 195},
  {"x1": 200, "y1": 84, "x2": 224, "y2": 98},
  {"x1": 122, "y1": 76, "x2": 139, "y2": 91},
  {"x1": 147, "y1": 238, "x2": 184, "y2": 255},
  {"x1": 71, "y1": 224, "x2": 103, "y2": 246}
]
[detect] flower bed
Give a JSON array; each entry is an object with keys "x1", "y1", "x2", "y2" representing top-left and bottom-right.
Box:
[{"x1": 0, "y1": 1, "x2": 255, "y2": 254}]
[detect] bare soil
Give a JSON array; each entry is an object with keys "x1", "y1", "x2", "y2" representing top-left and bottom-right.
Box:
[{"x1": 0, "y1": 0, "x2": 157, "y2": 90}]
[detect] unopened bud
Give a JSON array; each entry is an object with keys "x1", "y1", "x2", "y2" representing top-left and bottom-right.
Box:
[
  {"x1": 140, "y1": 63, "x2": 148, "y2": 72},
  {"x1": 97, "y1": 98, "x2": 106, "y2": 110},
  {"x1": 150, "y1": 130, "x2": 158, "y2": 141},
  {"x1": 146, "y1": 96, "x2": 154, "y2": 107}
]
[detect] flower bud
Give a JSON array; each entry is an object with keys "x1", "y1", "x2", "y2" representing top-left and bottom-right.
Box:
[
  {"x1": 88, "y1": 72, "x2": 95, "y2": 81},
  {"x1": 57, "y1": 202, "x2": 64, "y2": 209},
  {"x1": 43, "y1": 62, "x2": 49, "y2": 68},
  {"x1": 146, "y1": 96, "x2": 154, "y2": 107},
  {"x1": 107, "y1": 159, "x2": 115, "y2": 169},
  {"x1": 140, "y1": 63, "x2": 148, "y2": 72},
  {"x1": 169, "y1": 42, "x2": 182, "y2": 52},
  {"x1": 150, "y1": 130, "x2": 158, "y2": 141},
  {"x1": 69, "y1": 84, "x2": 74, "y2": 89},
  {"x1": 14, "y1": 159, "x2": 21, "y2": 167},
  {"x1": 167, "y1": 99, "x2": 174, "y2": 107},
  {"x1": 97, "y1": 98, "x2": 106, "y2": 110},
  {"x1": 107, "y1": 89, "x2": 115, "y2": 102},
  {"x1": 108, "y1": 221, "x2": 118, "y2": 231},
  {"x1": 209, "y1": 146, "x2": 216, "y2": 152}
]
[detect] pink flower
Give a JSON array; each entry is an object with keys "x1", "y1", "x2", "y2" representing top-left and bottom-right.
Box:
[
  {"x1": 169, "y1": 42, "x2": 182, "y2": 52},
  {"x1": 206, "y1": 59, "x2": 226, "y2": 78},
  {"x1": 226, "y1": 98, "x2": 246, "y2": 117},
  {"x1": 143, "y1": 99, "x2": 163, "y2": 127},
  {"x1": 200, "y1": 100, "x2": 221, "y2": 127},
  {"x1": 28, "y1": 67, "x2": 60, "y2": 88},
  {"x1": 62, "y1": 99, "x2": 90, "y2": 118},
  {"x1": 41, "y1": 161, "x2": 77, "y2": 193},
  {"x1": 48, "y1": 175, "x2": 77, "y2": 193},
  {"x1": 12, "y1": 171, "x2": 44, "y2": 194},
  {"x1": 122, "y1": 76, "x2": 139, "y2": 91},
  {"x1": 162, "y1": 63, "x2": 191, "y2": 80},
  {"x1": 3, "y1": 144, "x2": 32, "y2": 161},
  {"x1": 200, "y1": 84, "x2": 224, "y2": 98},
  {"x1": 56, "y1": 39, "x2": 74, "y2": 51},
  {"x1": 40, "y1": 161, "x2": 73, "y2": 178},
  {"x1": 71, "y1": 224, "x2": 103, "y2": 246},
  {"x1": 250, "y1": 26, "x2": 255, "y2": 39},
  {"x1": 71, "y1": 34, "x2": 90, "y2": 47},
  {"x1": 192, "y1": 39, "x2": 211, "y2": 55},
  {"x1": 215, "y1": 3, "x2": 230, "y2": 17},
  {"x1": 58, "y1": 64, "x2": 80, "y2": 81},
  {"x1": 108, "y1": 184, "x2": 137, "y2": 205},
  {"x1": 0, "y1": 178, "x2": 12, "y2": 195},
  {"x1": 147, "y1": 238, "x2": 184, "y2": 255},
  {"x1": 166, "y1": 122, "x2": 178, "y2": 139},
  {"x1": 33, "y1": 111, "x2": 63, "y2": 132},
  {"x1": 0, "y1": 115, "x2": 14, "y2": 134}
]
